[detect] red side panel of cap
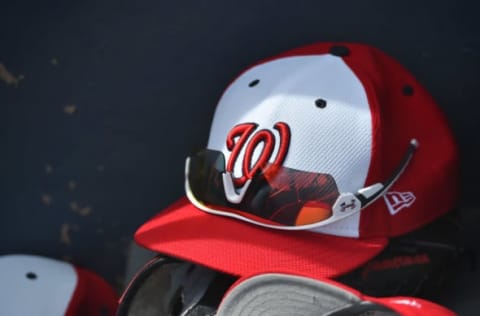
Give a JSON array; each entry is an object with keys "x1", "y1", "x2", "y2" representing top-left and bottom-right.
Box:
[
  {"x1": 135, "y1": 198, "x2": 387, "y2": 279},
  {"x1": 341, "y1": 44, "x2": 459, "y2": 237},
  {"x1": 66, "y1": 267, "x2": 118, "y2": 316}
]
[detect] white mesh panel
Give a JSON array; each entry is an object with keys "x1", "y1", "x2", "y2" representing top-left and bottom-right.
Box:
[
  {"x1": 0, "y1": 254, "x2": 77, "y2": 315},
  {"x1": 207, "y1": 55, "x2": 372, "y2": 237}
]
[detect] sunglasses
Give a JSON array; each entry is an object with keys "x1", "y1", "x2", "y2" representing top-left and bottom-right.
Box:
[{"x1": 185, "y1": 139, "x2": 418, "y2": 230}]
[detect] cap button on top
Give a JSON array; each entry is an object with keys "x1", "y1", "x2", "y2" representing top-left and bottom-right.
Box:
[
  {"x1": 329, "y1": 45, "x2": 350, "y2": 57},
  {"x1": 403, "y1": 85, "x2": 414, "y2": 96}
]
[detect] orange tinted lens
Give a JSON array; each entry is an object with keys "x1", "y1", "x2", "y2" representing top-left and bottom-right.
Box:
[{"x1": 294, "y1": 202, "x2": 333, "y2": 226}]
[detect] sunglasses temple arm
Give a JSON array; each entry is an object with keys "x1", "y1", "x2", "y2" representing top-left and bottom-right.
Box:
[{"x1": 356, "y1": 139, "x2": 419, "y2": 209}]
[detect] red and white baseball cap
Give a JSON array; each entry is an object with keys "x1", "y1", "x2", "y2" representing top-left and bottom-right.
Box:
[
  {"x1": 0, "y1": 254, "x2": 118, "y2": 316},
  {"x1": 135, "y1": 42, "x2": 459, "y2": 279}
]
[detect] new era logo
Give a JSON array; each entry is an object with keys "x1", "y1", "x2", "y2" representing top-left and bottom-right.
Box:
[{"x1": 384, "y1": 192, "x2": 416, "y2": 215}]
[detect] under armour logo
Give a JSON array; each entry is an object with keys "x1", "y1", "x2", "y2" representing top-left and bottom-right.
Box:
[
  {"x1": 384, "y1": 191, "x2": 416, "y2": 215},
  {"x1": 340, "y1": 199, "x2": 356, "y2": 212}
]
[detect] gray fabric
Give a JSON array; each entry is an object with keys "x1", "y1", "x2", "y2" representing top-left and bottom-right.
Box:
[
  {"x1": 122, "y1": 260, "x2": 219, "y2": 316},
  {"x1": 127, "y1": 262, "x2": 191, "y2": 316},
  {"x1": 216, "y1": 273, "x2": 362, "y2": 316},
  {"x1": 180, "y1": 265, "x2": 217, "y2": 316}
]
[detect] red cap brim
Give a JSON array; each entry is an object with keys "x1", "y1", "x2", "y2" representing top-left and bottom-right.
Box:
[{"x1": 135, "y1": 197, "x2": 388, "y2": 279}]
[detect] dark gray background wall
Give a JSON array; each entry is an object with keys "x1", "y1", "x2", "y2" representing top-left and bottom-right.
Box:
[{"x1": 1, "y1": 0, "x2": 479, "y2": 314}]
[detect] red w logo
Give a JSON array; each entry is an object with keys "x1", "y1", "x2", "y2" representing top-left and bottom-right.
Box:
[{"x1": 225, "y1": 122, "x2": 291, "y2": 187}]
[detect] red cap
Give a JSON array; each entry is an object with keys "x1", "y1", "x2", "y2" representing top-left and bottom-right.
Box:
[
  {"x1": 0, "y1": 254, "x2": 118, "y2": 316},
  {"x1": 135, "y1": 42, "x2": 458, "y2": 279}
]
